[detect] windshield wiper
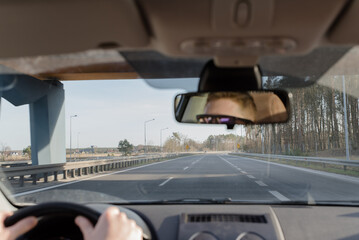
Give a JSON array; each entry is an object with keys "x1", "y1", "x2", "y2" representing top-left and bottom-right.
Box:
[
  {"x1": 261, "y1": 200, "x2": 359, "y2": 206},
  {"x1": 111, "y1": 198, "x2": 278, "y2": 205},
  {"x1": 108, "y1": 198, "x2": 235, "y2": 205},
  {"x1": 160, "y1": 197, "x2": 234, "y2": 204},
  {"x1": 107, "y1": 199, "x2": 359, "y2": 206}
]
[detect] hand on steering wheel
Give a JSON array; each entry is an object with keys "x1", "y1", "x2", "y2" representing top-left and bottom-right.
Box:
[
  {"x1": 76, "y1": 207, "x2": 143, "y2": 240},
  {"x1": 0, "y1": 211, "x2": 37, "y2": 240},
  {"x1": 3, "y1": 202, "x2": 142, "y2": 240}
]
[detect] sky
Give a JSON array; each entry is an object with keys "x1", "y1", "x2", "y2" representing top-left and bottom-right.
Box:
[{"x1": 0, "y1": 79, "x2": 240, "y2": 150}]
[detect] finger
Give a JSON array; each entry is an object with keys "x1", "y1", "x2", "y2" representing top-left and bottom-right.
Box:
[
  {"x1": 130, "y1": 225, "x2": 143, "y2": 239},
  {"x1": 75, "y1": 216, "x2": 94, "y2": 239},
  {"x1": 0, "y1": 211, "x2": 13, "y2": 222},
  {"x1": 128, "y1": 219, "x2": 137, "y2": 228},
  {"x1": 8, "y1": 216, "x2": 37, "y2": 240},
  {"x1": 101, "y1": 207, "x2": 121, "y2": 227},
  {"x1": 136, "y1": 225, "x2": 143, "y2": 236},
  {"x1": 118, "y1": 212, "x2": 128, "y2": 221},
  {"x1": 105, "y1": 207, "x2": 120, "y2": 219}
]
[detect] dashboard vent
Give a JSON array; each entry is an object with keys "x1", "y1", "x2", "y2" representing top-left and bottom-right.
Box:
[{"x1": 186, "y1": 214, "x2": 267, "y2": 223}]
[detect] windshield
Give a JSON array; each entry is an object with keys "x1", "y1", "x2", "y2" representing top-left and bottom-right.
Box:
[{"x1": 0, "y1": 48, "x2": 358, "y2": 206}]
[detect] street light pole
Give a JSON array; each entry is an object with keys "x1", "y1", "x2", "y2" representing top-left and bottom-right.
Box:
[
  {"x1": 160, "y1": 127, "x2": 169, "y2": 152},
  {"x1": 69, "y1": 115, "x2": 77, "y2": 160},
  {"x1": 144, "y1": 118, "x2": 155, "y2": 154},
  {"x1": 77, "y1": 132, "x2": 80, "y2": 159}
]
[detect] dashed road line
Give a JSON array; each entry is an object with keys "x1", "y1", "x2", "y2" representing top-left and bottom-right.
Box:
[
  {"x1": 269, "y1": 190, "x2": 290, "y2": 201},
  {"x1": 12, "y1": 155, "x2": 193, "y2": 198},
  {"x1": 159, "y1": 177, "x2": 173, "y2": 187},
  {"x1": 227, "y1": 155, "x2": 359, "y2": 185},
  {"x1": 191, "y1": 155, "x2": 205, "y2": 165},
  {"x1": 240, "y1": 171, "x2": 247, "y2": 174},
  {"x1": 219, "y1": 155, "x2": 239, "y2": 169},
  {"x1": 255, "y1": 181, "x2": 268, "y2": 187},
  {"x1": 247, "y1": 175, "x2": 255, "y2": 179},
  {"x1": 183, "y1": 167, "x2": 189, "y2": 170}
]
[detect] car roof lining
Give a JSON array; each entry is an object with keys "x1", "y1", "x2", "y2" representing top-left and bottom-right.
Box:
[{"x1": 0, "y1": 46, "x2": 353, "y2": 91}]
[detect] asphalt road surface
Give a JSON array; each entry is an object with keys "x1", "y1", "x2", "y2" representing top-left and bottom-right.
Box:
[{"x1": 13, "y1": 154, "x2": 359, "y2": 203}]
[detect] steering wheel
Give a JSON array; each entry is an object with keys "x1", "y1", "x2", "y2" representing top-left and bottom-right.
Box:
[{"x1": 4, "y1": 202, "x2": 101, "y2": 240}]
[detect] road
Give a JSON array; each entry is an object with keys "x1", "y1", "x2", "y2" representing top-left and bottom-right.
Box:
[{"x1": 14, "y1": 154, "x2": 359, "y2": 203}]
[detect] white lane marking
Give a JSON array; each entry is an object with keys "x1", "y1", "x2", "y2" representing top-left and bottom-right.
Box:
[
  {"x1": 159, "y1": 177, "x2": 173, "y2": 187},
  {"x1": 269, "y1": 191, "x2": 290, "y2": 201},
  {"x1": 219, "y1": 156, "x2": 254, "y2": 178},
  {"x1": 190, "y1": 155, "x2": 205, "y2": 165},
  {"x1": 183, "y1": 167, "x2": 189, "y2": 170},
  {"x1": 255, "y1": 181, "x2": 268, "y2": 187},
  {"x1": 12, "y1": 155, "x2": 197, "y2": 197},
  {"x1": 229, "y1": 155, "x2": 359, "y2": 185},
  {"x1": 218, "y1": 155, "x2": 238, "y2": 168}
]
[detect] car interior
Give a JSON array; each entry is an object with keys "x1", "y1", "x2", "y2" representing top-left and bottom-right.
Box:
[{"x1": 0, "y1": 0, "x2": 359, "y2": 239}]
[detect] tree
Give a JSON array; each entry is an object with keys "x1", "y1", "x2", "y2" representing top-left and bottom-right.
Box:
[
  {"x1": 23, "y1": 146, "x2": 31, "y2": 157},
  {"x1": 118, "y1": 139, "x2": 133, "y2": 156},
  {"x1": 1, "y1": 143, "x2": 11, "y2": 161}
]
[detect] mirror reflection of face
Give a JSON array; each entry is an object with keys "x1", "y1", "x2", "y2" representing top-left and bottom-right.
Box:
[
  {"x1": 203, "y1": 94, "x2": 256, "y2": 122},
  {"x1": 175, "y1": 91, "x2": 289, "y2": 126}
]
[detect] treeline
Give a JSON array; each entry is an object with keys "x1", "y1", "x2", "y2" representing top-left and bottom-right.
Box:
[
  {"x1": 163, "y1": 132, "x2": 243, "y2": 152},
  {"x1": 244, "y1": 76, "x2": 359, "y2": 156},
  {"x1": 163, "y1": 76, "x2": 358, "y2": 157}
]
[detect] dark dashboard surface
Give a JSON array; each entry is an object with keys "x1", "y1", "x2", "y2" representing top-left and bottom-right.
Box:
[{"x1": 87, "y1": 204, "x2": 359, "y2": 240}]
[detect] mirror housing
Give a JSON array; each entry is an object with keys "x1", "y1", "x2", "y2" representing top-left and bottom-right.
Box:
[
  {"x1": 198, "y1": 60, "x2": 262, "y2": 92},
  {"x1": 174, "y1": 90, "x2": 290, "y2": 129}
]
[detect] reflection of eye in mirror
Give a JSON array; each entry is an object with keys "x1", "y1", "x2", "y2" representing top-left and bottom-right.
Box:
[
  {"x1": 174, "y1": 90, "x2": 290, "y2": 129},
  {"x1": 196, "y1": 114, "x2": 253, "y2": 125}
]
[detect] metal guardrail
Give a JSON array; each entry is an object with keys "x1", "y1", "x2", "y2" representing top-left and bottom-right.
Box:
[
  {"x1": 0, "y1": 154, "x2": 163, "y2": 167},
  {"x1": 1, "y1": 154, "x2": 183, "y2": 187},
  {"x1": 230, "y1": 152, "x2": 359, "y2": 170}
]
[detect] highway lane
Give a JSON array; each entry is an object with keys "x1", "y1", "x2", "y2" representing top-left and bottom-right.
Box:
[
  {"x1": 13, "y1": 154, "x2": 359, "y2": 203},
  {"x1": 224, "y1": 154, "x2": 359, "y2": 201}
]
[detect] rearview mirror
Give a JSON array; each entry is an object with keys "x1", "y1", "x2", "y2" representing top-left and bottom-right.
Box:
[{"x1": 174, "y1": 90, "x2": 290, "y2": 129}]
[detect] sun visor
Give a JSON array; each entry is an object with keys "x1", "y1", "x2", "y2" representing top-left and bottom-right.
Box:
[
  {"x1": 0, "y1": 0, "x2": 149, "y2": 58},
  {"x1": 121, "y1": 49, "x2": 351, "y2": 90}
]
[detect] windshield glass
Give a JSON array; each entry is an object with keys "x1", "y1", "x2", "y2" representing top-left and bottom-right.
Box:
[{"x1": 0, "y1": 48, "x2": 358, "y2": 205}]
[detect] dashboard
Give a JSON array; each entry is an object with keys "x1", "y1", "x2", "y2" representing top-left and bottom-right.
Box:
[
  {"x1": 87, "y1": 204, "x2": 359, "y2": 240},
  {"x1": 1, "y1": 186, "x2": 359, "y2": 240}
]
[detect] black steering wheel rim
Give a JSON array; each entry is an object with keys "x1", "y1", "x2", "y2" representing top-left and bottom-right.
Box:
[{"x1": 4, "y1": 202, "x2": 101, "y2": 239}]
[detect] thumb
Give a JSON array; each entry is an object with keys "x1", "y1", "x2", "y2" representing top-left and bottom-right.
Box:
[
  {"x1": 75, "y1": 216, "x2": 94, "y2": 239},
  {"x1": 8, "y1": 216, "x2": 37, "y2": 240}
]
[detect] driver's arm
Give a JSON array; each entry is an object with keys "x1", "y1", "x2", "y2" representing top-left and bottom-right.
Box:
[{"x1": 0, "y1": 211, "x2": 37, "y2": 240}]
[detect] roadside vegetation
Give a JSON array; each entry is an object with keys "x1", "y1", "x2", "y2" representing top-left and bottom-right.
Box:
[{"x1": 236, "y1": 154, "x2": 359, "y2": 178}]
